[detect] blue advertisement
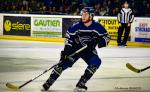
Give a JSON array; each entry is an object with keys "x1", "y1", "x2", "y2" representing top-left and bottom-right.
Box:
[{"x1": 133, "y1": 19, "x2": 150, "y2": 42}]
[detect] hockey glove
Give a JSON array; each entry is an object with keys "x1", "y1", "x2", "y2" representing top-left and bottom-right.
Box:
[
  {"x1": 86, "y1": 37, "x2": 98, "y2": 50},
  {"x1": 98, "y1": 36, "x2": 110, "y2": 48},
  {"x1": 59, "y1": 51, "x2": 74, "y2": 63}
]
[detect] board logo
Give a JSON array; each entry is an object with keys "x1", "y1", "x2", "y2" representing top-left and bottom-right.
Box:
[
  {"x1": 4, "y1": 20, "x2": 11, "y2": 32},
  {"x1": 4, "y1": 20, "x2": 30, "y2": 32},
  {"x1": 3, "y1": 16, "x2": 31, "y2": 36}
]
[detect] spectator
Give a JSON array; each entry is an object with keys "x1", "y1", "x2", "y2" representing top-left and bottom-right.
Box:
[
  {"x1": 70, "y1": 0, "x2": 79, "y2": 14},
  {"x1": 110, "y1": 7, "x2": 119, "y2": 16},
  {"x1": 0, "y1": 0, "x2": 149, "y2": 16},
  {"x1": 99, "y1": 7, "x2": 107, "y2": 16},
  {"x1": 19, "y1": 6, "x2": 25, "y2": 14},
  {"x1": 23, "y1": 0, "x2": 28, "y2": 6},
  {"x1": 51, "y1": 0, "x2": 62, "y2": 12},
  {"x1": 40, "y1": 4, "x2": 47, "y2": 14},
  {"x1": 48, "y1": 7, "x2": 52, "y2": 14},
  {"x1": 144, "y1": 3, "x2": 150, "y2": 16},
  {"x1": 51, "y1": 7, "x2": 57, "y2": 15},
  {"x1": 73, "y1": 8, "x2": 80, "y2": 15},
  {"x1": 11, "y1": 3, "x2": 17, "y2": 13},
  {"x1": 94, "y1": 4, "x2": 101, "y2": 16}
]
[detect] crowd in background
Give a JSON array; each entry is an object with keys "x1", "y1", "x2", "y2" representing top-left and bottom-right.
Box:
[{"x1": 0, "y1": 0, "x2": 149, "y2": 17}]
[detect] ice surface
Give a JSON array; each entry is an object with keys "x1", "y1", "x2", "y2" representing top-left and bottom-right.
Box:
[{"x1": 0, "y1": 40, "x2": 150, "y2": 92}]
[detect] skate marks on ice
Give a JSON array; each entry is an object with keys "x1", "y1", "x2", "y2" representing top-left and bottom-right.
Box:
[
  {"x1": 0, "y1": 40, "x2": 150, "y2": 92},
  {"x1": 2, "y1": 75, "x2": 150, "y2": 92},
  {"x1": 0, "y1": 57, "x2": 57, "y2": 72}
]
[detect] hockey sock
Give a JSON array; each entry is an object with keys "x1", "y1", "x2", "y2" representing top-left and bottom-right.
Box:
[{"x1": 43, "y1": 65, "x2": 64, "y2": 90}]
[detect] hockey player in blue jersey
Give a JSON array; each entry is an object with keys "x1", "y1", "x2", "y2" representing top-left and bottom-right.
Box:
[{"x1": 43, "y1": 7, "x2": 110, "y2": 92}]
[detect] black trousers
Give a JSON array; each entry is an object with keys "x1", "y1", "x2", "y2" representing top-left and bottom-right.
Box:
[{"x1": 117, "y1": 23, "x2": 131, "y2": 45}]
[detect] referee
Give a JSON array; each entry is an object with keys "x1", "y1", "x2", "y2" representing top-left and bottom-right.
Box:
[{"x1": 117, "y1": 1, "x2": 134, "y2": 46}]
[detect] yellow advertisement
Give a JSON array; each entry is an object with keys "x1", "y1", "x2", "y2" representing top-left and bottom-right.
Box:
[{"x1": 98, "y1": 18, "x2": 119, "y2": 40}]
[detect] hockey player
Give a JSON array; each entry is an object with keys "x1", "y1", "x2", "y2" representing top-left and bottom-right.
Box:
[{"x1": 42, "y1": 7, "x2": 110, "y2": 92}]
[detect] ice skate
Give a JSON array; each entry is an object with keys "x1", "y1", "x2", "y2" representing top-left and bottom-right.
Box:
[{"x1": 74, "y1": 86, "x2": 87, "y2": 92}]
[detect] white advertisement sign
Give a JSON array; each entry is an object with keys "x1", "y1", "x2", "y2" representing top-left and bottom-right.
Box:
[
  {"x1": 0, "y1": 14, "x2": 3, "y2": 35},
  {"x1": 131, "y1": 18, "x2": 150, "y2": 42},
  {"x1": 31, "y1": 17, "x2": 62, "y2": 37}
]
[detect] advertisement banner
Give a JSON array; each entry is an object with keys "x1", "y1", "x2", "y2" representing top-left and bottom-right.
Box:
[
  {"x1": 3, "y1": 16, "x2": 31, "y2": 36},
  {"x1": 131, "y1": 18, "x2": 150, "y2": 42},
  {"x1": 32, "y1": 17, "x2": 62, "y2": 37},
  {"x1": 62, "y1": 18, "x2": 80, "y2": 37},
  {"x1": 98, "y1": 18, "x2": 120, "y2": 40},
  {"x1": 0, "y1": 15, "x2": 3, "y2": 35}
]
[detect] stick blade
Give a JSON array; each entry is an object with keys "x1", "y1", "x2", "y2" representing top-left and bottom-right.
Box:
[
  {"x1": 6, "y1": 83, "x2": 19, "y2": 90},
  {"x1": 126, "y1": 63, "x2": 140, "y2": 73}
]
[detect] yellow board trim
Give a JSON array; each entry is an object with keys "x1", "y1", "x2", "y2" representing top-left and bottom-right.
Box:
[
  {"x1": 0, "y1": 36, "x2": 150, "y2": 47},
  {"x1": 0, "y1": 35, "x2": 64, "y2": 43}
]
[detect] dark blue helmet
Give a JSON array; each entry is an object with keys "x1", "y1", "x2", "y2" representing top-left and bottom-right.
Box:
[{"x1": 80, "y1": 7, "x2": 95, "y2": 17}]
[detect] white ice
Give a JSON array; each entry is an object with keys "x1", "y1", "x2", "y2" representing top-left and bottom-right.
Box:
[{"x1": 0, "y1": 40, "x2": 150, "y2": 92}]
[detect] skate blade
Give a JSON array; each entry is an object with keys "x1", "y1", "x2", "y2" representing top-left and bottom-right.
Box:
[
  {"x1": 74, "y1": 87, "x2": 87, "y2": 92},
  {"x1": 6, "y1": 83, "x2": 19, "y2": 90}
]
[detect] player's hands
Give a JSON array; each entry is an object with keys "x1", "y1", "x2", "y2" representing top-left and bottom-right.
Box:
[
  {"x1": 59, "y1": 51, "x2": 74, "y2": 63},
  {"x1": 60, "y1": 51, "x2": 68, "y2": 62},
  {"x1": 98, "y1": 36, "x2": 110, "y2": 48},
  {"x1": 86, "y1": 37, "x2": 98, "y2": 49}
]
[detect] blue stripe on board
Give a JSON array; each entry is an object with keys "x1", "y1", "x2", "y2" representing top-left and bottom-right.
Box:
[{"x1": 135, "y1": 38, "x2": 150, "y2": 42}]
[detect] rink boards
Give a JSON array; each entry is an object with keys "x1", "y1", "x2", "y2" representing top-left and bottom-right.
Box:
[
  {"x1": 0, "y1": 35, "x2": 150, "y2": 47},
  {"x1": 0, "y1": 14, "x2": 150, "y2": 47}
]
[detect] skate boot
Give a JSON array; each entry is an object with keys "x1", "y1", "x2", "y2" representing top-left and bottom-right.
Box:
[
  {"x1": 42, "y1": 82, "x2": 50, "y2": 91},
  {"x1": 74, "y1": 80, "x2": 88, "y2": 92},
  {"x1": 42, "y1": 64, "x2": 64, "y2": 91},
  {"x1": 74, "y1": 65, "x2": 99, "y2": 92},
  {"x1": 42, "y1": 78, "x2": 55, "y2": 91},
  {"x1": 74, "y1": 85, "x2": 87, "y2": 92}
]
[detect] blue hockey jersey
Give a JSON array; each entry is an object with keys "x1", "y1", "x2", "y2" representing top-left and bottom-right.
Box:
[{"x1": 64, "y1": 20, "x2": 109, "y2": 53}]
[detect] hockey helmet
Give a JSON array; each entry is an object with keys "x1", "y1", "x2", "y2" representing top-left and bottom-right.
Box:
[{"x1": 80, "y1": 7, "x2": 95, "y2": 17}]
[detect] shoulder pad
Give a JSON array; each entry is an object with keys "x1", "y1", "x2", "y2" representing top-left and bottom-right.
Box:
[
  {"x1": 67, "y1": 22, "x2": 80, "y2": 35},
  {"x1": 94, "y1": 22, "x2": 107, "y2": 35}
]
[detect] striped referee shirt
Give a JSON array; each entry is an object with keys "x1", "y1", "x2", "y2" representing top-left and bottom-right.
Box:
[{"x1": 117, "y1": 8, "x2": 134, "y2": 23}]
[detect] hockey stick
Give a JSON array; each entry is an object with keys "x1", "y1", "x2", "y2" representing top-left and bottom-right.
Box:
[
  {"x1": 126, "y1": 63, "x2": 150, "y2": 73},
  {"x1": 6, "y1": 45, "x2": 88, "y2": 90}
]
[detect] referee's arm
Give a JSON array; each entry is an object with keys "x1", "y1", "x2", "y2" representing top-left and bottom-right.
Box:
[
  {"x1": 117, "y1": 12, "x2": 121, "y2": 23},
  {"x1": 129, "y1": 10, "x2": 134, "y2": 23}
]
